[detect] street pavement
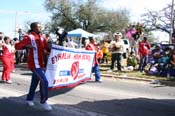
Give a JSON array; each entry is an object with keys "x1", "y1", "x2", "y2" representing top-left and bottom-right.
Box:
[
  {"x1": 0, "y1": 63, "x2": 175, "y2": 116},
  {"x1": 0, "y1": 63, "x2": 109, "y2": 116}
]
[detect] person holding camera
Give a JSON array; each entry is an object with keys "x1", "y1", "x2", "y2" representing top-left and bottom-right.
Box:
[{"x1": 55, "y1": 27, "x2": 67, "y2": 46}]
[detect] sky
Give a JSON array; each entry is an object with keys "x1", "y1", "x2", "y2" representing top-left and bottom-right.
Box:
[
  {"x1": 102, "y1": 0, "x2": 170, "y2": 21},
  {"x1": 101, "y1": 0, "x2": 171, "y2": 42},
  {"x1": 0, "y1": 0, "x2": 171, "y2": 41},
  {"x1": 0, "y1": 0, "x2": 50, "y2": 37}
]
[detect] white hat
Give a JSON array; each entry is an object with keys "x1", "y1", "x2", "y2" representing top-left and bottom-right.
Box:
[{"x1": 113, "y1": 32, "x2": 122, "y2": 37}]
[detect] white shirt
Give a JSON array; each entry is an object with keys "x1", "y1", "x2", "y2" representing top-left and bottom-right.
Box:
[
  {"x1": 66, "y1": 41, "x2": 78, "y2": 48},
  {"x1": 109, "y1": 39, "x2": 124, "y2": 54}
]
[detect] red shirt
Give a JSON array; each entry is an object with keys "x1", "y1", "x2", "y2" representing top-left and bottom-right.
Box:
[
  {"x1": 15, "y1": 32, "x2": 50, "y2": 69},
  {"x1": 85, "y1": 43, "x2": 99, "y2": 66},
  {"x1": 138, "y1": 41, "x2": 151, "y2": 56}
]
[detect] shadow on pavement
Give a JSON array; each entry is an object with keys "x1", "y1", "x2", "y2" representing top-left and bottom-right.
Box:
[
  {"x1": 160, "y1": 80, "x2": 175, "y2": 87},
  {"x1": 48, "y1": 87, "x2": 74, "y2": 97},
  {"x1": 0, "y1": 87, "x2": 76, "y2": 116},
  {"x1": 70, "y1": 98, "x2": 175, "y2": 116},
  {"x1": 0, "y1": 93, "x2": 175, "y2": 116},
  {"x1": 0, "y1": 97, "x2": 53, "y2": 116}
]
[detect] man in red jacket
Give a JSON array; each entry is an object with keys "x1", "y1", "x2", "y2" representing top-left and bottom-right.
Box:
[
  {"x1": 15, "y1": 22, "x2": 52, "y2": 111},
  {"x1": 138, "y1": 36, "x2": 151, "y2": 72},
  {"x1": 85, "y1": 36, "x2": 102, "y2": 82}
]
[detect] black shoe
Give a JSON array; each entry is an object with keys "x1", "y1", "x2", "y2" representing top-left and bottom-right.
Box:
[{"x1": 95, "y1": 80, "x2": 103, "y2": 83}]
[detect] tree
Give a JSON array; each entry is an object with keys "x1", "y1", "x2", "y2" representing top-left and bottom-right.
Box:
[
  {"x1": 141, "y1": 3, "x2": 174, "y2": 35},
  {"x1": 44, "y1": 0, "x2": 129, "y2": 34}
]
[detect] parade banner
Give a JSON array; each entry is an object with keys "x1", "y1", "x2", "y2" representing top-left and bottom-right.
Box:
[{"x1": 45, "y1": 44, "x2": 95, "y2": 89}]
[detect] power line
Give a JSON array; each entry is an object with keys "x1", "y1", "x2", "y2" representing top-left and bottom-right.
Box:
[{"x1": 0, "y1": 9, "x2": 49, "y2": 16}]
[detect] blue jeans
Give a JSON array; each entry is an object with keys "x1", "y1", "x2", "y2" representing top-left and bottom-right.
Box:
[
  {"x1": 92, "y1": 65, "x2": 101, "y2": 81},
  {"x1": 139, "y1": 56, "x2": 148, "y2": 72},
  {"x1": 26, "y1": 68, "x2": 48, "y2": 103}
]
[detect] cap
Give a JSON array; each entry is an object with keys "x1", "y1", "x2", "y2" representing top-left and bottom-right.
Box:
[{"x1": 113, "y1": 32, "x2": 122, "y2": 37}]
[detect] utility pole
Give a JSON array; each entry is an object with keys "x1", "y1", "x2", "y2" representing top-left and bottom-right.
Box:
[
  {"x1": 15, "y1": 11, "x2": 18, "y2": 37},
  {"x1": 170, "y1": 0, "x2": 174, "y2": 44}
]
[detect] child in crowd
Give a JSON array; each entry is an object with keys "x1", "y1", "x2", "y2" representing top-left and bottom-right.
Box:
[
  {"x1": 126, "y1": 51, "x2": 137, "y2": 70},
  {"x1": 96, "y1": 46, "x2": 103, "y2": 64}
]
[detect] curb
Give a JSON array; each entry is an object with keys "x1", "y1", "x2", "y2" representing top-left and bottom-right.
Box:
[
  {"x1": 101, "y1": 74, "x2": 175, "y2": 86},
  {"x1": 11, "y1": 63, "x2": 175, "y2": 86},
  {"x1": 100, "y1": 74, "x2": 153, "y2": 82}
]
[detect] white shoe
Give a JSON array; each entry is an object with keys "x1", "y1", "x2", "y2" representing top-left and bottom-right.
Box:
[
  {"x1": 150, "y1": 80, "x2": 160, "y2": 84},
  {"x1": 6, "y1": 80, "x2": 12, "y2": 84},
  {"x1": 40, "y1": 102, "x2": 52, "y2": 111},
  {"x1": 107, "y1": 69, "x2": 113, "y2": 72},
  {"x1": 26, "y1": 100, "x2": 35, "y2": 106},
  {"x1": 167, "y1": 73, "x2": 170, "y2": 78}
]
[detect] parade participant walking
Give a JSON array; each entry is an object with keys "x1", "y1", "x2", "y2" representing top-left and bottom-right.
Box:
[
  {"x1": 15, "y1": 22, "x2": 52, "y2": 111},
  {"x1": 86, "y1": 36, "x2": 102, "y2": 82},
  {"x1": 0, "y1": 36, "x2": 13, "y2": 83}
]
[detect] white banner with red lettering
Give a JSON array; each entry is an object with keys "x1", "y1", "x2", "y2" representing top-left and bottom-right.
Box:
[{"x1": 45, "y1": 44, "x2": 95, "y2": 89}]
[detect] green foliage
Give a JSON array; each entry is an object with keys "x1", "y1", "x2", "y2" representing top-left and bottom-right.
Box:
[{"x1": 44, "y1": 0, "x2": 130, "y2": 34}]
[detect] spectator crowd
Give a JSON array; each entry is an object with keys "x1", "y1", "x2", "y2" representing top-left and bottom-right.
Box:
[{"x1": 0, "y1": 22, "x2": 175, "y2": 85}]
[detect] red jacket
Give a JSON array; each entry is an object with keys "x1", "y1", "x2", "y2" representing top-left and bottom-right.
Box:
[
  {"x1": 85, "y1": 43, "x2": 98, "y2": 66},
  {"x1": 1, "y1": 44, "x2": 13, "y2": 58},
  {"x1": 15, "y1": 32, "x2": 50, "y2": 70},
  {"x1": 138, "y1": 41, "x2": 151, "y2": 57}
]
